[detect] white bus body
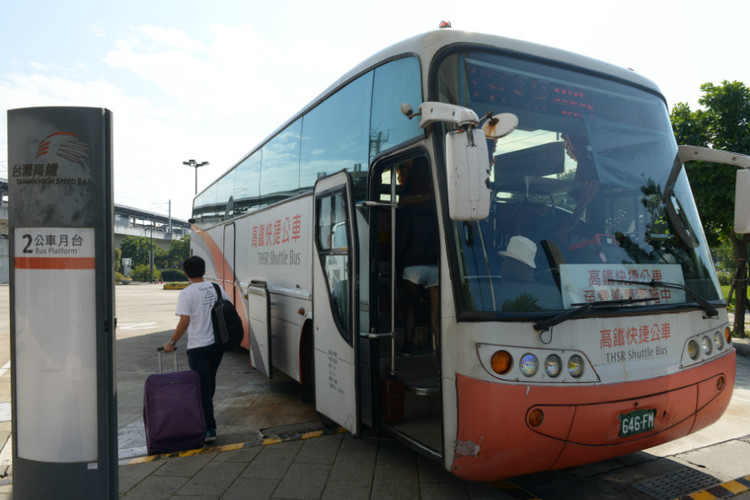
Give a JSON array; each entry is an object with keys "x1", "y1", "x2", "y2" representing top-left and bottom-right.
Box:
[{"x1": 190, "y1": 29, "x2": 739, "y2": 481}]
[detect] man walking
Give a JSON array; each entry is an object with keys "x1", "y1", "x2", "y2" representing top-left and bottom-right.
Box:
[{"x1": 163, "y1": 256, "x2": 228, "y2": 442}]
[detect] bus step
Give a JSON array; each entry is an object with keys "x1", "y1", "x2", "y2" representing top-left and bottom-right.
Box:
[{"x1": 406, "y1": 379, "x2": 440, "y2": 397}]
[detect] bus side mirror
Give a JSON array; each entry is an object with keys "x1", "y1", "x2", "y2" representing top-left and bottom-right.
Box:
[
  {"x1": 735, "y1": 169, "x2": 750, "y2": 233},
  {"x1": 446, "y1": 128, "x2": 491, "y2": 221}
]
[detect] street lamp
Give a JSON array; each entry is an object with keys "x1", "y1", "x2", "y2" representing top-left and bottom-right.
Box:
[{"x1": 183, "y1": 159, "x2": 209, "y2": 194}]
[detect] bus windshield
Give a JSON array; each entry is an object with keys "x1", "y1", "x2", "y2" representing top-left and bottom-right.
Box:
[{"x1": 436, "y1": 50, "x2": 721, "y2": 314}]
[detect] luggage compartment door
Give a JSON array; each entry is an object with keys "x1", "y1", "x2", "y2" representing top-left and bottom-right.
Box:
[
  {"x1": 246, "y1": 280, "x2": 272, "y2": 378},
  {"x1": 312, "y1": 171, "x2": 360, "y2": 436}
]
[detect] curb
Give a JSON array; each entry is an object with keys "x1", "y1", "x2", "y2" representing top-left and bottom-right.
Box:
[
  {"x1": 121, "y1": 424, "x2": 347, "y2": 467},
  {"x1": 680, "y1": 474, "x2": 750, "y2": 500},
  {"x1": 733, "y1": 338, "x2": 750, "y2": 358}
]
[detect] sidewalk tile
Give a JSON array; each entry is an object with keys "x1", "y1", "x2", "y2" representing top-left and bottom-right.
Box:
[
  {"x1": 321, "y1": 479, "x2": 372, "y2": 500},
  {"x1": 295, "y1": 433, "x2": 343, "y2": 464},
  {"x1": 420, "y1": 480, "x2": 469, "y2": 500},
  {"x1": 241, "y1": 445, "x2": 299, "y2": 479},
  {"x1": 371, "y1": 470, "x2": 419, "y2": 500},
  {"x1": 153, "y1": 452, "x2": 215, "y2": 477},
  {"x1": 273, "y1": 462, "x2": 331, "y2": 499},
  {"x1": 339, "y1": 433, "x2": 379, "y2": 451},
  {"x1": 329, "y1": 449, "x2": 377, "y2": 483},
  {"x1": 175, "y1": 460, "x2": 246, "y2": 497},
  {"x1": 119, "y1": 460, "x2": 166, "y2": 496},
  {"x1": 120, "y1": 474, "x2": 189, "y2": 500},
  {"x1": 222, "y1": 477, "x2": 278, "y2": 500}
]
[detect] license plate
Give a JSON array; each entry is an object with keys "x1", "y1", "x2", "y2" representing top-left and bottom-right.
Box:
[{"x1": 619, "y1": 409, "x2": 656, "y2": 438}]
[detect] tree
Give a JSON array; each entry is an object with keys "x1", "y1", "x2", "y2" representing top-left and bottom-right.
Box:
[
  {"x1": 670, "y1": 81, "x2": 750, "y2": 336},
  {"x1": 114, "y1": 247, "x2": 122, "y2": 273},
  {"x1": 166, "y1": 236, "x2": 191, "y2": 269},
  {"x1": 119, "y1": 235, "x2": 167, "y2": 281}
]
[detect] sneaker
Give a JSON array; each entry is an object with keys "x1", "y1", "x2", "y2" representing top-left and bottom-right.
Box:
[
  {"x1": 399, "y1": 341, "x2": 414, "y2": 356},
  {"x1": 205, "y1": 429, "x2": 217, "y2": 443}
]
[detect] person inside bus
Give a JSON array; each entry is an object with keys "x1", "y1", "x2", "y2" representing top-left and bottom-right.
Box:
[
  {"x1": 162, "y1": 255, "x2": 229, "y2": 443},
  {"x1": 396, "y1": 158, "x2": 440, "y2": 356},
  {"x1": 558, "y1": 133, "x2": 601, "y2": 246}
]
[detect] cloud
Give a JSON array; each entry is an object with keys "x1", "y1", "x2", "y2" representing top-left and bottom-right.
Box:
[{"x1": 1, "y1": 23, "x2": 341, "y2": 220}]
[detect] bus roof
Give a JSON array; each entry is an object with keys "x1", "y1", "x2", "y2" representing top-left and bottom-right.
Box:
[
  {"x1": 324, "y1": 29, "x2": 662, "y2": 103},
  {"x1": 273, "y1": 29, "x2": 662, "y2": 152},
  {"x1": 202, "y1": 29, "x2": 664, "y2": 199}
]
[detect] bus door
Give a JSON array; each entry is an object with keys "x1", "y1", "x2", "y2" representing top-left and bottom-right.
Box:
[
  {"x1": 222, "y1": 222, "x2": 236, "y2": 300},
  {"x1": 313, "y1": 171, "x2": 360, "y2": 436},
  {"x1": 246, "y1": 280, "x2": 272, "y2": 378}
]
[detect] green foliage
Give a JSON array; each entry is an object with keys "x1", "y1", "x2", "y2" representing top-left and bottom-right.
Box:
[
  {"x1": 713, "y1": 236, "x2": 736, "y2": 272},
  {"x1": 502, "y1": 292, "x2": 541, "y2": 312},
  {"x1": 161, "y1": 269, "x2": 188, "y2": 282},
  {"x1": 166, "y1": 236, "x2": 191, "y2": 269},
  {"x1": 672, "y1": 81, "x2": 750, "y2": 336},
  {"x1": 670, "y1": 81, "x2": 750, "y2": 243},
  {"x1": 120, "y1": 236, "x2": 165, "y2": 269},
  {"x1": 130, "y1": 263, "x2": 161, "y2": 282},
  {"x1": 114, "y1": 247, "x2": 122, "y2": 273},
  {"x1": 716, "y1": 270, "x2": 732, "y2": 286},
  {"x1": 118, "y1": 235, "x2": 190, "y2": 280}
]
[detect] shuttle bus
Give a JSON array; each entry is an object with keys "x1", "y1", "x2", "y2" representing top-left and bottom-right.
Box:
[{"x1": 189, "y1": 29, "x2": 747, "y2": 481}]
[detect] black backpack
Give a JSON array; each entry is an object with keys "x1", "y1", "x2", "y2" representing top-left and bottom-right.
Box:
[{"x1": 210, "y1": 283, "x2": 243, "y2": 350}]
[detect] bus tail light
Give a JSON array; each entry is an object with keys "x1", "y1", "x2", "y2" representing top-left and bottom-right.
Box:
[
  {"x1": 491, "y1": 350, "x2": 512, "y2": 374},
  {"x1": 528, "y1": 408, "x2": 544, "y2": 428}
]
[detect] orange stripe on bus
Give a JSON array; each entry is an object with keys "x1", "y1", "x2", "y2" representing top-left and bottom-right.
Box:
[{"x1": 15, "y1": 257, "x2": 95, "y2": 270}]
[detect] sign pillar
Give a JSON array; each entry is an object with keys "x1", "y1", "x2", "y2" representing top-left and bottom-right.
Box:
[{"x1": 7, "y1": 107, "x2": 117, "y2": 499}]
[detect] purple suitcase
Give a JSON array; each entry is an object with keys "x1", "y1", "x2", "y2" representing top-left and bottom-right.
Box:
[{"x1": 143, "y1": 348, "x2": 206, "y2": 454}]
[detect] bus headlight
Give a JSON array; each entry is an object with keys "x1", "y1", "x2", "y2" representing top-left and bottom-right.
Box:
[
  {"x1": 714, "y1": 331, "x2": 724, "y2": 351},
  {"x1": 491, "y1": 350, "x2": 513, "y2": 374},
  {"x1": 544, "y1": 354, "x2": 562, "y2": 378},
  {"x1": 519, "y1": 353, "x2": 538, "y2": 377},
  {"x1": 687, "y1": 339, "x2": 700, "y2": 360},
  {"x1": 567, "y1": 355, "x2": 584, "y2": 378},
  {"x1": 701, "y1": 336, "x2": 713, "y2": 355}
]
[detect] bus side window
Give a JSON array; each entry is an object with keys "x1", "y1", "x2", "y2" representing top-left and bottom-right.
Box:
[{"x1": 316, "y1": 192, "x2": 352, "y2": 342}]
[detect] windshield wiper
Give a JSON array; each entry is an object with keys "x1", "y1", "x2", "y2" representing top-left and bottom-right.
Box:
[
  {"x1": 607, "y1": 278, "x2": 718, "y2": 318},
  {"x1": 534, "y1": 297, "x2": 658, "y2": 332}
]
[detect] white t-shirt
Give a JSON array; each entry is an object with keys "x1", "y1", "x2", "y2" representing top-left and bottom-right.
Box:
[{"x1": 175, "y1": 281, "x2": 231, "y2": 350}]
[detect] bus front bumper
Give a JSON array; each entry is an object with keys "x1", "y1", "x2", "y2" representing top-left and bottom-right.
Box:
[{"x1": 450, "y1": 349, "x2": 736, "y2": 481}]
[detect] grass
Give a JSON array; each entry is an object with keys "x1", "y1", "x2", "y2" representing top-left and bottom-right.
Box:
[{"x1": 721, "y1": 285, "x2": 734, "y2": 307}]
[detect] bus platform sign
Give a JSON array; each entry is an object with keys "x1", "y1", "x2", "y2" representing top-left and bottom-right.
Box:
[{"x1": 7, "y1": 106, "x2": 116, "y2": 500}]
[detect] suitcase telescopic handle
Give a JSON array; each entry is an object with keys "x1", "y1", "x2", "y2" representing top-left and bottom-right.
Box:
[{"x1": 156, "y1": 346, "x2": 178, "y2": 373}]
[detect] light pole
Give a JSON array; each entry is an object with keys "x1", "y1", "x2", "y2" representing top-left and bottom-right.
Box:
[{"x1": 183, "y1": 159, "x2": 209, "y2": 194}]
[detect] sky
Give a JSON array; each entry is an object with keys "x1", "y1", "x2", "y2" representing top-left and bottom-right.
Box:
[{"x1": 2, "y1": 0, "x2": 749, "y2": 221}]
